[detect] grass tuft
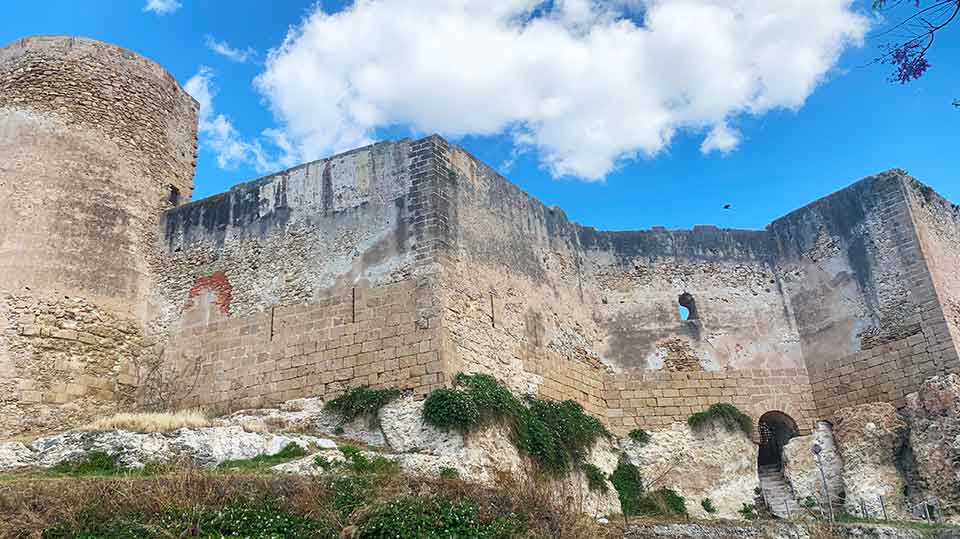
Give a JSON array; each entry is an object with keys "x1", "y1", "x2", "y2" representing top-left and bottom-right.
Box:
[
  {"x1": 217, "y1": 443, "x2": 307, "y2": 471},
  {"x1": 79, "y1": 409, "x2": 209, "y2": 433},
  {"x1": 628, "y1": 428, "x2": 651, "y2": 445}
]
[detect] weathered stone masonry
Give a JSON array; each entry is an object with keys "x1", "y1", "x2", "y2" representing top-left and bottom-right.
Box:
[
  {"x1": 2, "y1": 35, "x2": 959, "y2": 439},
  {"x1": 0, "y1": 36, "x2": 198, "y2": 438}
]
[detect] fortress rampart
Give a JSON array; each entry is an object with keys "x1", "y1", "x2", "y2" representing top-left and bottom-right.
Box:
[
  {"x1": 0, "y1": 36, "x2": 958, "y2": 439},
  {"x1": 0, "y1": 36, "x2": 198, "y2": 436}
]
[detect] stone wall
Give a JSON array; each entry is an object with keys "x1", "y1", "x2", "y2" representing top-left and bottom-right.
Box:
[
  {"x1": 152, "y1": 139, "x2": 453, "y2": 413},
  {"x1": 770, "y1": 171, "x2": 958, "y2": 417},
  {"x1": 605, "y1": 368, "x2": 815, "y2": 433},
  {"x1": 904, "y1": 179, "x2": 960, "y2": 374},
  {"x1": 0, "y1": 36, "x2": 198, "y2": 437},
  {"x1": 430, "y1": 140, "x2": 813, "y2": 433},
  {"x1": 164, "y1": 279, "x2": 446, "y2": 411}
]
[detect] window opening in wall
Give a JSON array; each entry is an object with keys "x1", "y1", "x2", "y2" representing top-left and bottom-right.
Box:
[
  {"x1": 678, "y1": 292, "x2": 698, "y2": 321},
  {"x1": 168, "y1": 185, "x2": 181, "y2": 206}
]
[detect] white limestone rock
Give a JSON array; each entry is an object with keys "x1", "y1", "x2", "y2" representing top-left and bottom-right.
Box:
[
  {"x1": 217, "y1": 396, "x2": 386, "y2": 447},
  {"x1": 379, "y1": 397, "x2": 464, "y2": 455},
  {"x1": 0, "y1": 441, "x2": 35, "y2": 471},
  {"x1": 783, "y1": 421, "x2": 844, "y2": 508},
  {"x1": 622, "y1": 420, "x2": 759, "y2": 520},
  {"x1": 28, "y1": 427, "x2": 334, "y2": 468},
  {"x1": 272, "y1": 450, "x2": 346, "y2": 477},
  {"x1": 832, "y1": 402, "x2": 909, "y2": 520}
]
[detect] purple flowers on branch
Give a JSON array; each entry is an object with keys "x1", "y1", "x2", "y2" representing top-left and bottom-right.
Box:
[{"x1": 880, "y1": 39, "x2": 932, "y2": 84}]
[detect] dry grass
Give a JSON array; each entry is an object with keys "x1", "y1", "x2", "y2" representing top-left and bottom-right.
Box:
[
  {"x1": 0, "y1": 468, "x2": 612, "y2": 539},
  {"x1": 78, "y1": 409, "x2": 210, "y2": 433}
]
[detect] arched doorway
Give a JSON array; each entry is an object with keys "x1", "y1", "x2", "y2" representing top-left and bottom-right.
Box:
[{"x1": 757, "y1": 411, "x2": 799, "y2": 468}]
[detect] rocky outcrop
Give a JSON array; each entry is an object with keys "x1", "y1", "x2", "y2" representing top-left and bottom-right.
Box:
[
  {"x1": 377, "y1": 396, "x2": 621, "y2": 516},
  {"x1": 832, "y1": 403, "x2": 909, "y2": 520},
  {"x1": 901, "y1": 374, "x2": 960, "y2": 522},
  {"x1": 783, "y1": 421, "x2": 844, "y2": 508},
  {"x1": 215, "y1": 396, "x2": 386, "y2": 447},
  {"x1": 3, "y1": 427, "x2": 334, "y2": 470},
  {"x1": 622, "y1": 420, "x2": 758, "y2": 520}
]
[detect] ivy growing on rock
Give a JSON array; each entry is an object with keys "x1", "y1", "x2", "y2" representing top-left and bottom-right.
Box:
[
  {"x1": 687, "y1": 403, "x2": 753, "y2": 436},
  {"x1": 324, "y1": 386, "x2": 401, "y2": 427},
  {"x1": 421, "y1": 373, "x2": 610, "y2": 476},
  {"x1": 581, "y1": 463, "x2": 609, "y2": 494}
]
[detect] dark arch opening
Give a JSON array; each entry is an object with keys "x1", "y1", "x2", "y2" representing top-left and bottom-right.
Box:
[
  {"x1": 678, "y1": 292, "x2": 698, "y2": 321},
  {"x1": 757, "y1": 411, "x2": 799, "y2": 467}
]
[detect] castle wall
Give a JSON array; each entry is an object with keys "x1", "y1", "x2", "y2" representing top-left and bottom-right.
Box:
[
  {"x1": 903, "y1": 179, "x2": 960, "y2": 373},
  {"x1": 433, "y1": 140, "x2": 814, "y2": 434},
  {"x1": 0, "y1": 36, "x2": 198, "y2": 437},
  {"x1": 154, "y1": 139, "x2": 451, "y2": 410},
  {"x1": 769, "y1": 172, "x2": 954, "y2": 418}
]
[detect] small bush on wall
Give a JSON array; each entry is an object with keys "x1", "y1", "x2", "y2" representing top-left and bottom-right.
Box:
[
  {"x1": 687, "y1": 403, "x2": 753, "y2": 436},
  {"x1": 422, "y1": 373, "x2": 609, "y2": 476},
  {"x1": 324, "y1": 386, "x2": 401, "y2": 427}
]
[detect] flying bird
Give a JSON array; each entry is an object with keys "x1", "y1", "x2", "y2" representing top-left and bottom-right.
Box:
[{"x1": 723, "y1": 204, "x2": 731, "y2": 210}]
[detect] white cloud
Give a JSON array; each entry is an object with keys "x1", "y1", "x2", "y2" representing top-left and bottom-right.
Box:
[
  {"x1": 205, "y1": 35, "x2": 255, "y2": 63},
  {"x1": 143, "y1": 0, "x2": 181, "y2": 15},
  {"x1": 253, "y1": 0, "x2": 869, "y2": 180},
  {"x1": 700, "y1": 122, "x2": 740, "y2": 154},
  {"x1": 184, "y1": 67, "x2": 293, "y2": 173}
]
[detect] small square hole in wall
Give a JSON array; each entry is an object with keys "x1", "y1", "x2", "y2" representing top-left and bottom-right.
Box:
[
  {"x1": 678, "y1": 292, "x2": 698, "y2": 321},
  {"x1": 168, "y1": 185, "x2": 181, "y2": 206}
]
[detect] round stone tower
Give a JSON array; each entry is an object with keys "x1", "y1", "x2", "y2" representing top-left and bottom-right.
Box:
[{"x1": 0, "y1": 36, "x2": 199, "y2": 437}]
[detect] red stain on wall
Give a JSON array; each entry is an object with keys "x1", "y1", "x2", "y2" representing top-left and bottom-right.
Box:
[{"x1": 183, "y1": 271, "x2": 232, "y2": 316}]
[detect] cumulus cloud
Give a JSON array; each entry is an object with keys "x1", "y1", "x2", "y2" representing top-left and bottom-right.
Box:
[
  {"x1": 143, "y1": 0, "x2": 181, "y2": 15},
  {"x1": 700, "y1": 122, "x2": 740, "y2": 155},
  {"x1": 205, "y1": 35, "x2": 255, "y2": 63},
  {"x1": 253, "y1": 0, "x2": 869, "y2": 180},
  {"x1": 184, "y1": 67, "x2": 293, "y2": 173}
]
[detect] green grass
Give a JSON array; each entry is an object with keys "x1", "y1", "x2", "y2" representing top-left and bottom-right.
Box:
[{"x1": 217, "y1": 443, "x2": 307, "y2": 471}]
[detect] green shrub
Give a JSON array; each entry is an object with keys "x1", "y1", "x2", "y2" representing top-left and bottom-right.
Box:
[
  {"x1": 701, "y1": 497, "x2": 717, "y2": 514},
  {"x1": 218, "y1": 443, "x2": 307, "y2": 471},
  {"x1": 628, "y1": 428, "x2": 651, "y2": 445},
  {"x1": 739, "y1": 503, "x2": 758, "y2": 520},
  {"x1": 314, "y1": 454, "x2": 336, "y2": 471},
  {"x1": 439, "y1": 466, "x2": 460, "y2": 480},
  {"x1": 422, "y1": 373, "x2": 609, "y2": 476},
  {"x1": 324, "y1": 386, "x2": 401, "y2": 427},
  {"x1": 50, "y1": 451, "x2": 125, "y2": 476},
  {"x1": 339, "y1": 445, "x2": 400, "y2": 475},
  {"x1": 327, "y1": 475, "x2": 375, "y2": 519},
  {"x1": 632, "y1": 488, "x2": 687, "y2": 517},
  {"x1": 43, "y1": 502, "x2": 331, "y2": 539},
  {"x1": 359, "y1": 496, "x2": 526, "y2": 539},
  {"x1": 581, "y1": 463, "x2": 609, "y2": 494},
  {"x1": 610, "y1": 461, "x2": 645, "y2": 515},
  {"x1": 687, "y1": 403, "x2": 753, "y2": 436},
  {"x1": 511, "y1": 399, "x2": 609, "y2": 476},
  {"x1": 156, "y1": 503, "x2": 326, "y2": 538},
  {"x1": 423, "y1": 388, "x2": 481, "y2": 433},
  {"x1": 453, "y1": 372, "x2": 520, "y2": 424}
]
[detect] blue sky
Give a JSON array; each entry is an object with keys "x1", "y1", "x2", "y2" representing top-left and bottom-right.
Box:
[{"x1": 4, "y1": 0, "x2": 957, "y2": 231}]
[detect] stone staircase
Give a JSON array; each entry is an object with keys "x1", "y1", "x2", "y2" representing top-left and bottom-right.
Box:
[{"x1": 758, "y1": 463, "x2": 802, "y2": 519}]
